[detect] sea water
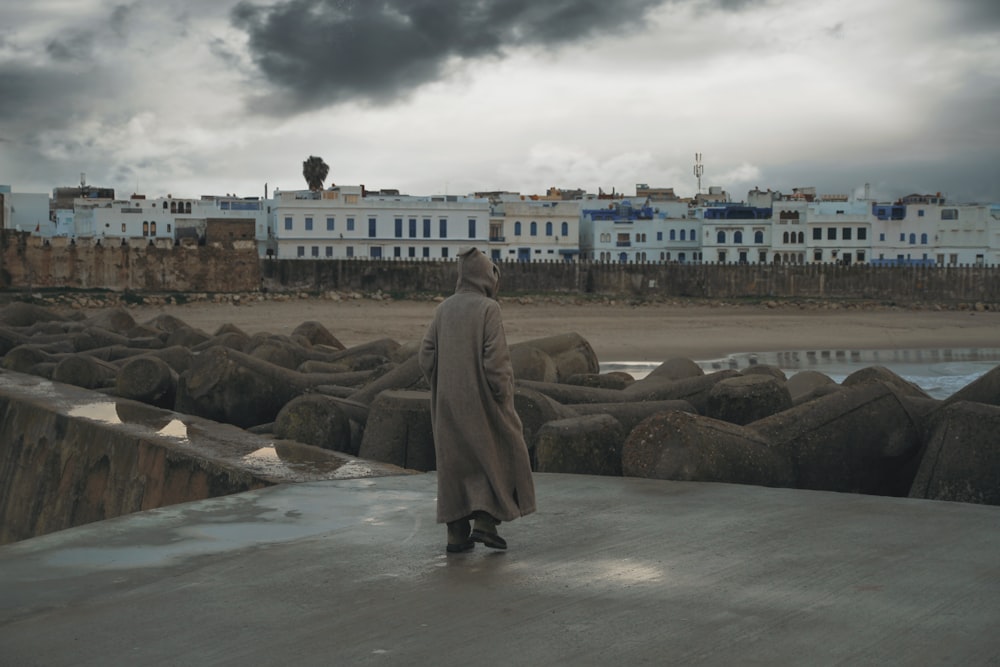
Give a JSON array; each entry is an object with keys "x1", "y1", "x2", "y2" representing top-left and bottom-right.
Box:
[{"x1": 600, "y1": 347, "x2": 1000, "y2": 400}]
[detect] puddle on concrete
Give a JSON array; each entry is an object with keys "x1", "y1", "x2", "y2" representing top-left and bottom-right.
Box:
[{"x1": 67, "y1": 400, "x2": 189, "y2": 443}]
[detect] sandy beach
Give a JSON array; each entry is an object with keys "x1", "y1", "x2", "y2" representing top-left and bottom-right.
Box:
[{"x1": 115, "y1": 298, "x2": 1000, "y2": 364}]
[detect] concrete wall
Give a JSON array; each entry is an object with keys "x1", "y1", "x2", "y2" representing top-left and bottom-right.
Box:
[{"x1": 0, "y1": 374, "x2": 273, "y2": 545}]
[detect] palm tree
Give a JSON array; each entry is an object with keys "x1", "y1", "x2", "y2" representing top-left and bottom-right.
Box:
[{"x1": 302, "y1": 156, "x2": 330, "y2": 192}]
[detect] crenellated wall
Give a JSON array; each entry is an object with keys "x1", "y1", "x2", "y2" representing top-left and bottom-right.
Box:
[
  {"x1": 0, "y1": 232, "x2": 260, "y2": 293},
  {"x1": 2, "y1": 230, "x2": 999, "y2": 303},
  {"x1": 262, "y1": 258, "x2": 1000, "y2": 304}
]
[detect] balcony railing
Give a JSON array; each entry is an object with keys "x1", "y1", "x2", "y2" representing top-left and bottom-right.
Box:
[
  {"x1": 616, "y1": 241, "x2": 631, "y2": 247},
  {"x1": 489, "y1": 235, "x2": 506, "y2": 242}
]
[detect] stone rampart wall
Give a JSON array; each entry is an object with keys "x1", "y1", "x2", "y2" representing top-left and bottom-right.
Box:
[
  {"x1": 263, "y1": 258, "x2": 1000, "y2": 303},
  {"x1": 0, "y1": 232, "x2": 260, "y2": 293},
  {"x1": 2, "y1": 230, "x2": 999, "y2": 303}
]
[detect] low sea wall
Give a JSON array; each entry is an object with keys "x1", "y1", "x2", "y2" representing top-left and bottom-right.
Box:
[{"x1": 0, "y1": 370, "x2": 406, "y2": 545}]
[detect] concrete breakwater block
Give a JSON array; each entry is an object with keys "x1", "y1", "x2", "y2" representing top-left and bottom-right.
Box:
[
  {"x1": 749, "y1": 382, "x2": 923, "y2": 495},
  {"x1": 358, "y1": 390, "x2": 434, "y2": 471},
  {"x1": 621, "y1": 410, "x2": 795, "y2": 487},
  {"x1": 510, "y1": 345, "x2": 558, "y2": 382},
  {"x1": 705, "y1": 374, "x2": 792, "y2": 425},
  {"x1": 116, "y1": 355, "x2": 178, "y2": 409},
  {"x1": 943, "y1": 364, "x2": 1000, "y2": 407},
  {"x1": 646, "y1": 356, "x2": 704, "y2": 381},
  {"x1": 623, "y1": 370, "x2": 740, "y2": 413},
  {"x1": 535, "y1": 414, "x2": 625, "y2": 476},
  {"x1": 511, "y1": 332, "x2": 600, "y2": 381},
  {"x1": 785, "y1": 370, "x2": 840, "y2": 405},
  {"x1": 274, "y1": 394, "x2": 354, "y2": 455},
  {"x1": 909, "y1": 401, "x2": 1000, "y2": 506}
]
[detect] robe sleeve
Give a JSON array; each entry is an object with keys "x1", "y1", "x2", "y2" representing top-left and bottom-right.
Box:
[
  {"x1": 482, "y1": 302, "x2": 514, "y2": 402},
  {"x1": 418, "y1": 317, "x2": 438, "y2": 385}
]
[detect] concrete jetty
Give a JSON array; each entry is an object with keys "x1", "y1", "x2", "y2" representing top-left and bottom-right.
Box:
[{"x1": 1, "y1": 473, "x2": 998, "y2": 665}]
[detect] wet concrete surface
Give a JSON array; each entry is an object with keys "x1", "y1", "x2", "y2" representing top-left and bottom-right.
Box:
[{"x1": 1, "y1": 473, "x2": 998, "y2": 666}]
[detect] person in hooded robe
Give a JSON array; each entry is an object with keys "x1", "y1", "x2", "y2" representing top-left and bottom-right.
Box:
[{"x1": 419, "y1": 247, "x2": 536, "y2": 553}]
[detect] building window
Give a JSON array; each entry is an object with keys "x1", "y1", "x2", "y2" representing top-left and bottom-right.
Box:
[
  {"x1": 918, "y1": 210, "x2": 925, "y2": 217},
  {"x1": 717, "y1": 250, "x2": 726, "y2": 263},
  {"x1": 717, "y1": 230, "x2": 725, "y2": 243},
  {"x1": 305, "y1": 217, "x2": 313, "y2": 231},
  {"x1": 368, "y1": 217, "x2": 376, "y2": 238},
  {"x1": 921, "y1": 233, "x2": 928, "y2": 244},
  {"x1": 561, "y1": 222, "x2": 569, "y2": 236},
  {"x1": 754, "y1": 230, "x2": 764, "y2": 244},
  {"x1": 900, "y1": 233, "x2": 906, "y2": 242},
  {"x1": 734, "y1": 230, "x2": 743, "y2": 244},
  {"x1": 150, "y1": 222, "x2": 156, "y2": 235},
  {"x1": 422, "y1": 247, "x2": 430, "y2": 258},
  {"x1": 680, "y1": 229, "x2": 686, "y2": 241},
  {"x1": 857, "y1": 251, "x2": 865, "y2": 262},
  {"x1": 468, "y1": 219, "x2": 476, "y2": 238},
  {"x1": 941, "y1": 209, "x2": 958, "y2": 220},
  {"x1": 423, "y1": 218, "x2": 431, "y2": 238},
  {"x1": 395, "y1": 218, "x2": 403, "y2": 238},
  {"x1": 122, "y1": 223, "x2": 127, "y2": 233},
  {"x1": 879, "y1": 232, "x2": 885, "y2": 241},
  {"x1": 827, "y1": 227, "x2": 836, "y2": 240},
  {"x1": 530, "y1": 222, "x2": 537, "y2": 236},
  {"x1": 545, "y1": 222, "x2": 553, "y2": 236},
  {"x1": 346, "y1": 246, "x2": 354, "y2": 257},
  {"x1": 284, "y1": 216, "x2": 293, "y2": 231},
  {"x1": 142, "y1": 221, "x2": 149, "y2": 236},
  {"x1": 442, "y1": 247, "x2": 449, "y2": 258},
  {"x1": 409, "y1": 218, "x2": 417, "y2": 238},
  {"x1": 814, "y1": 250, "x2": 823, "y2": 262},
  {"x1": 690, "y1": 229, "x2": 696, "y2": 240},
  {"x1": 783, "y1": 231, "x2": 789, "y2": 243},
  {"x1": 658, "y1": 231, "x2": 664, "y2": 241},
  {"x1": 669, "y1": 230, "x2": 676, "y2": 241},
  {"x1": 813, "y1": 228, "x2": 822, "y2": 240},
  {"x1": 858, "y1": 228, "x2": 867, "y2": 240},
  {"x1": 327, "y1": 217, "x2": 335, "y2": 231},
  {"x1": 408, "y1": 247, "x2": 416, "y2": 258},
  {"x1": 167, "y1": 224, "x2": 171, "y2": 233},
  {"x1": 440, "y1": 219, "x2": 448, "y2": 238},
  {"x1": 347, "y1": 217, "x2": 355, "y2": 231},
  {"x1": 514, "y1": 221, "x2": 522, "y2": 236},
  {"x1": 297, "y1": 246, "x2": 305, "y2": 257},
  {"x1": 394, "y1": 246, "x2": 401, "y2": 258},
  {"x1": 311, "y1": 246, "x2": 319, "y2": 257},
  {"x1": 326, "y1": 246, "x2": 333, "y2": 257},
  {"x1": 909, "y1": 233, "x2": 916, "y2": 244}
]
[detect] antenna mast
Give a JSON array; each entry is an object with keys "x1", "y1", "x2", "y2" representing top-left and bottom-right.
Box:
[{"x1": 693, "y1": 153, "x2": 704, "y2": 195}]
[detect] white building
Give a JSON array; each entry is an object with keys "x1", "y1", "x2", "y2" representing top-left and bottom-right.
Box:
[
  {"x1": 65, "y1": 194, "x2": 268, "y2": 248},
  {"x1": 493, "y1": 197, "x2": 582, "y2": 262},
  {"x1": 271, "y1": 186, "x2": 491, "y2": 260},
  {"x1": 803, "y1": 199, "x2": 872, "y2": 265}
]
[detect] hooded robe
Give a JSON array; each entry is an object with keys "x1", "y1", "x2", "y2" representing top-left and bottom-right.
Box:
[{"x1": 419, "y1": 248, "x2": 536, "y2": 524}]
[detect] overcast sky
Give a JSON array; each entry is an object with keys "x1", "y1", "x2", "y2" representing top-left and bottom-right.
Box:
[{"x1": 2, "y1": 0, "x2": 998, "y2": 203}]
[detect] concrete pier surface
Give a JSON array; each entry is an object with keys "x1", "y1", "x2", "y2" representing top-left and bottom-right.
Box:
[{"x1": 1, "y1": 473, "x2": 998, "y2": 666}]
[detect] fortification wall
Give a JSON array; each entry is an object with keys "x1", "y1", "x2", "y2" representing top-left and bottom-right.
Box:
[
  {"x1": 262, "y1": 258, "x2": 1000, "y2": 304},
  {"x1": 0, "y1": 232, "x2": 260, "y2": 293},
  {"x1": 2, "y1": 230, "x2": 998, "y2": 303}
]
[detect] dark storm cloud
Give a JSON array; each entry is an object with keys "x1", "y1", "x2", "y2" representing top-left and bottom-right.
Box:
[
  {"x1": 231, "y1": 0, "x2": 688, "y2": 110},
  {"x1": 954, "y1": 0, "x2": 1000, "y2": 31}
]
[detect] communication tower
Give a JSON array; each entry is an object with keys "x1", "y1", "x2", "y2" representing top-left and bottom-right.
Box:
[{"x1": 693, "y1": 153, "x2": 704, "y2": 194}]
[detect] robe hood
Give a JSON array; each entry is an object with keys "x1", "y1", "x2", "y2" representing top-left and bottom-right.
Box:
[{"x1": 455, "y1": 247, "x2": 500, "y2": 298}]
